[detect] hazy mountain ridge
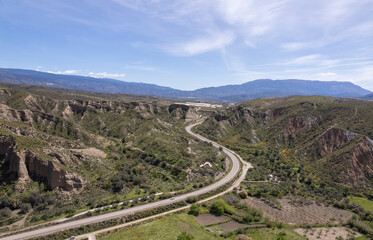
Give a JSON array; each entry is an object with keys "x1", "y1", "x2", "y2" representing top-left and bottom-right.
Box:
[{"x1": 0, "y1": 68, "x2": 371, "y2": 102}]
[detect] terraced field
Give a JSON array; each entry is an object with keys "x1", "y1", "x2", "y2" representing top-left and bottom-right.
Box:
[{"x1": 244, "y1": 197, "x2": 353, "y2": 225}]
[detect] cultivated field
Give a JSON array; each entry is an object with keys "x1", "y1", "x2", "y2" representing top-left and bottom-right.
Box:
[
  {"x1": 98, "y1": 213, "x2": 221, "y2": 240},
  {"x1": 195, "y1": 214, "x2": 230, "y2": 226},
  {"x1": 219, "y1": 221, "x2": 248, "y2": 231},
  {"x1": 244, "y1": 197, "x2": 354, "y2": 225},
  {"x1": 294, "y1": 227, "x2": 362, "y2": 240}
]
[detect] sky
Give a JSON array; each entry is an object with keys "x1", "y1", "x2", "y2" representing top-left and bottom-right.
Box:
[{"x1": 1, "y1": 0, "x2": 373, "y2": 91}]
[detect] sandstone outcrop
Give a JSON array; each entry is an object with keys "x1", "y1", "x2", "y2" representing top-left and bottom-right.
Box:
[
  {"x1": 339, "y1": 137, "x2": 373, "y2": 189},
  {"x1": 168, "y1": 104, "x2": 201, "y2": 120},
  {"x1": 283, "y1": 117, "x2": 308, "y2": 139},
  {"x1": 0, "y1": 135, "x2": 83, "y2": 192},
  {"x1": 318, "y1": 128, "x2": 356, "y2": 155}
]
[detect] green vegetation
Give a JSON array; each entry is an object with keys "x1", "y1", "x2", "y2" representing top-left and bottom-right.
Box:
[
  {"x1": 177, "y1": 232, "x2": 194, "y2": 240},
  {"x1": 188, "y1": 203, "x2": 200, "y2": 216},
  {"x1": 195, "y1": 96, "x2": 373, "y2": 200},
  {"x1": 246, "y1": 228, "x2": 306, "y2": 240},
  {"x1": 192, "y1": 95, "x2": 373, "y2": 238},
  {"x1": 2, "y1": 84, "x2": 373, "y2": 239},
  {"x1": 349, "y1": 197, "x2": 373, "y2": 212},
  {"x1": 210, "y1": 199, "x2": 233, "y2": 215},
  {"x1": 98, "y1": 213, "x2": 221, "y2": 240},
  {"x1": 0, "y1": 84, "x2": 226, "y2": 228}
]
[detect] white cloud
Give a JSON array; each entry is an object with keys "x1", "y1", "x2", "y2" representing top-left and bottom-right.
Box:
[
  {"x1": 164, "y1": 31, "x2": 236, "y2": 56},
  {"x1": 113, "y1": 0, "x2": 287, "y2": 55},
  {"x1": 88, "y1": 72, "x2": 126, "y2": 78},
  {"x1": 46, "y1": 70, "x2": 80, "y2": 75}
]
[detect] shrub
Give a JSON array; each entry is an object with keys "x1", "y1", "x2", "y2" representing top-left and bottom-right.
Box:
[
  {"x1": 186, "y1": 196, "x2": 198, "y2": 204},
  {"x1": 222, "y1": 194, "x2": 239, "y2": 205},
  {"x1": 210, "y1": 199, "x2": 234, "y2": 215},
  {"x1": 20, "y1": 203, "x2": 32, "y2": 214},
  {"x1": 177, "y1": 232, "x2": 194, "y2": 240},
  {"x1": 243, "y1": 213, "x2": 254, "y2": 223},
  {"x1": 188, "y1": 203, "x2": 200, "y2": 216},
  {"x1": 65, "y1": 206, "x2": 76, "y2": 217},
  {"x1": 210, "y1": 199, "x2": 225, "y2": 215},
  {"x1": 0, "y1": 207, "x2": 12, "y2": 218},
  {"x1": 238, "y1": 191, "x2": 248, "y2": 199}
]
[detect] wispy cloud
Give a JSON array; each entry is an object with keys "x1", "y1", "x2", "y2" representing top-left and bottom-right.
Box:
[
  {"x1": 284, "y1": 54, "x2": 323, "y2": 65},
  {"x1": 88, "y1": 72, "x2": 126, "y2": 79},
  {"x1": 281, "y1": 42, "x2": 315, "y2": 51},
  {"x1": 164, "y1": 31, "x2": 236, "y2": 56}
]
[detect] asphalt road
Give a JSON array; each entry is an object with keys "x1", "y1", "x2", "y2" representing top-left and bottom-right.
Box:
[{"x1": 2, "y1": 120, "x2": 244, "y2": 240}]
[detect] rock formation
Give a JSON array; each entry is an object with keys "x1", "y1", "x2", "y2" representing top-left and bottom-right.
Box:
[{"x1": 0, "y1": 135, "x2": 83, "y2": 192}]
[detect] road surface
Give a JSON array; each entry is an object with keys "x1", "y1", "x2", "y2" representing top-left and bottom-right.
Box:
[{"x1": 2, "y1": 120, "x2": 249, "y2": 240}]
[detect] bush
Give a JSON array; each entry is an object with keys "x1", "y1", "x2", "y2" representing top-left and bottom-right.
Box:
[
  {"x1": 186, "y1": 196, "x2": 198, "y2": 204},
  {"x1": 0, "y1": 207, "x2": 12, "y2": 218},
  {"x1": 210, "y1": 199, "x2": 225, "y2": 215},
  {"x1": 242, "y1": 213, "x2": 254, "y2": 223},
  {"x1": 276, "y1": 231, "x2": 286, "y2": 240},
  {"x1": 248, "y1": 206, "x2": 262, "y2": 218},
  {"x1": 188, "y1": 203, "x2": 200, "y2": 216},
  {"x1": 177, "y1": 232, "x2": 194, "y2": 240},
  {"x1": 0, "y1": 196, "x2": 13, "y2": 209},
  {"x1": 210, "y1": 199, "x2": 234, "y2": 215},
  {"x1": 65, "y1": 206, "x2": 76, "y2": 217},
  {"x1": 222, "y1": 194, "x2": 239, "y2": 205},
  {"x1": 238, "y1": 191, "x2": 248, "y2": 199},
  {"x1": 20, "y1": 203, "x2": 32, "y2": 214}
]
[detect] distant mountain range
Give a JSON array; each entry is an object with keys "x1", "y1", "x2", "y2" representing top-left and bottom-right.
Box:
[{"x1": 0, "y1": 68, "x2": 371, "y2": 102}]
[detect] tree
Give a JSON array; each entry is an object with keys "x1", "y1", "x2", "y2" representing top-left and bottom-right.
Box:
[
  {"x1": 188, "y1": 203, "x2": 200, "y2": 216},
  {"x1": 210, "y1": 199, "x2": 225, "y2": 215},
  {"x1": 177, "y1": 232, "x2": 194, "y2": 240}
]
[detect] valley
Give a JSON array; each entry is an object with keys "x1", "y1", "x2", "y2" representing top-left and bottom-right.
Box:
[
  {"x1": 2, "y1": 1, "x2": 373, "y2": 239},
  {"x1": 0, "y1": 84, "x2": 373, "y2": 240}
]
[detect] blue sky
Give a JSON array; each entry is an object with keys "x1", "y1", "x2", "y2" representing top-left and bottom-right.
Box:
[{"x1": 1, "y1": 0, "x2": 373, "y2": 90}]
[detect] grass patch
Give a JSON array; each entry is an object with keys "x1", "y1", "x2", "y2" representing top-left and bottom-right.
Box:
[
  {"x1": 349, "y1": 197, "x2": 373, "y2": 212},
  {"x1": 247, "y1": 227, "x2": 307, "y2": 240},
  {"x1": 98, "y1": 213, "x2": 221, "y2": 240}
]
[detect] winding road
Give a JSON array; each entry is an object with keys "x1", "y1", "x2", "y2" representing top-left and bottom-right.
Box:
[{"x1": 1, "y1": 120, "x2": 251, "y2": 240}]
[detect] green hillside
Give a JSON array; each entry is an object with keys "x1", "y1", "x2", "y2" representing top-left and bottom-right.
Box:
[
  {"x1": 195, "y1": 96, "x2": 373, "y2": 200},
  {"x1": 0, "y1": 83, "x2": 226, "y2": 229}
]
